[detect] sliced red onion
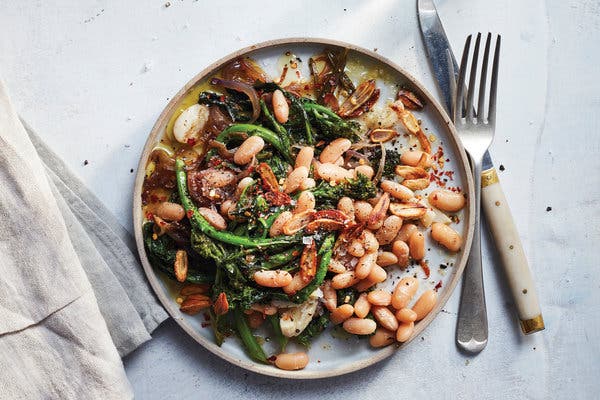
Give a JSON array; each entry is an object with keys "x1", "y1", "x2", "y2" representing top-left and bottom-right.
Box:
[{"x1": 210, "y1": 78, "x2": 260, "y2": 123}]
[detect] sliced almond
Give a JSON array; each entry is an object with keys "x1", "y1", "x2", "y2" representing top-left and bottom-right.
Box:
[
  {"x1": 174, "y1": 250, "x2": 188, "y2": 283},
  {"x1": 213, "y1": 292, "x2": 229, "y2": 316},
  {"x1": 369, "y1": 128, "x2": 398, "y2": 143},
  {"x1": 282, "y1": 209, "x2": 315, "y2": 235},
  {"x1": 389, "y1": 202, "x2": 428, "y2": 219},
  {"x1": 180, "y1": 296, "x2": 211, "y2": 315}
]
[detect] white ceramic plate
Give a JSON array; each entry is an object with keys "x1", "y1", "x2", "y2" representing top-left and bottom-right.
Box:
[{"x1": 133, "y1": 38, "x2": 474, "y2": 379}]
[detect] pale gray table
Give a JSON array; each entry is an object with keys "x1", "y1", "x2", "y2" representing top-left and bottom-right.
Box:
[{"x1": 1, "y1": 0, "x2": 598, "y2": 398}]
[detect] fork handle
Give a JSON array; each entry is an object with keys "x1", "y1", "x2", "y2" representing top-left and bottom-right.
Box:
[
  {"x1": 456, "y1": 160, "x2": 488, "y2": 353},
  {"x1": 481, "y1": 168, "x2": 545, "y2": 334}
]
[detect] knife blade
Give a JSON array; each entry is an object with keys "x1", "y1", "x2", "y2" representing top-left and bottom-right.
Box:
[{"x1": 417, "y1": 0, "x2": 544, "y2": 335}]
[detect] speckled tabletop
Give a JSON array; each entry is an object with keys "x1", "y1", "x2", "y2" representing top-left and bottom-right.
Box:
[{"x1": 1, "y1": 0, "x2": 598, "y2": 398}]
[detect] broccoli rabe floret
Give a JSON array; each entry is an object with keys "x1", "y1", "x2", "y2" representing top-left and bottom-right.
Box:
[
  {"x1": 312, "y1": 173, "x2": 377, "y2": 208},
  {"x1": 370, "y1": 147, "x2": 401, "y2": 180}
]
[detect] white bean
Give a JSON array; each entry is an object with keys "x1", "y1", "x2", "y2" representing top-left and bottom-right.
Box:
[
  {"x1": 412, "y1": 289, "x2": 437, "y2": 321},
  {"x1": 367, "y1": 290, "x2": 392, "y2": 306},
  {"x1": 354, "y1": 201, "x2": 373, "y2": 223},
  {"x1": 395, "y1": 223, "x2": 418, "y2": 242},
  {"x1": 343, "y1": 318, "x2": 377, "y2": 335},
  {"x1": 355, "y1": 252, "x2": 377, "y2": 279},
  {"x1": 375, "y1": 215, "x2": 403, "y2": 245},
  {"x1": 395, "y1": 308, "x2": 418, "y2": 323},
  {"x1": 431, "y1": 222, "x2": 462, "y2": 252},
  {"x1": 428, "y1": 189, "x2": 466, "y2": 212},
  {"x1": 299, "y1": 177, "x2": 316, "y2": 190},
  {"x1": 269, "y1": 211, "x2": 293, "y2": 237},
  {"x1": 331, "y1": 271, "x2": 360, "y2": 289},
  {"x1": 330, "y1": 304, "x2": 355, "y2": 325},
  {"x1": 173, "y1": 104, "x2": 209, "y2": 144},
  {"x1": 396, "y1": 321, "x2": 415, "y2": 343},
  {"x1": 408, "y1": 231, "x2": 425, "y2": 260},
  {"x1": 337, "y1": 197, "x2": 355, "y2": 220},
  {"x1": 377, "y1": 251, "x2": 398, "y2": 267},
  {"x1": 354, "y1": 293, "x2": 371, "y2": 318},
  {"x1": 367, "y1": 265, "x2": 387, "y2": 283},
  {"x1": 283, "y1": 166, "x2": 309, "y2": 194},
  {"x1": 400, "y1": 150, "x2": 432, "y2": 168},
  {"x1": 391, "y1": 240, "x2": 410, "y2": 268},
  {"x1": 320, "y1": 138, "x2": 351, "y2": 163},
  {"x1": 316, "y1": 163, "x2": 353, "y2": 182},
  {"x1": 295, "y1": 147, "x2": 314, "y2": 170},
  {"x1": 392, "y1": 277, "x2": 419, "y2": 309},
  {"x1": 272, "y1": 89, "x2": 289, "y2": 123},
  {"x1": 197, "y1": 207, "x2": 227, "y2": 230},
  {"x1": 274, "y1": 352, "x2": 309, "y2": 370},
  {"x1": 354, "y1": 165, "x2": 374, "y2": 179},
  {"x1": 380, "y1": 179, "x2": 415, "y2": 201},
  {"x1": 233, "y1": 136, "x2": 265, "y2": 165},
  {"x1": 155, "y1": 201, "x2": 185, "y2": 221},
  {"x1": 253, "y1": 270, "x2": 293, "y2": 288},
  {"x1": 294, "y1": 191, "x2": 316, "y2": 214},
  {"x1": 370, "y1": 328, "x2": 396, "y2": 348},
  {"x1": 372, "y1": 306, "x2": 399, "y2": 331}
]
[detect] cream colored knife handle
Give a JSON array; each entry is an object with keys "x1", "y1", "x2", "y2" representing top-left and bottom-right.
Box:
[{"x1": 481, "y1": 168, "x2": 545, "y2": 334}]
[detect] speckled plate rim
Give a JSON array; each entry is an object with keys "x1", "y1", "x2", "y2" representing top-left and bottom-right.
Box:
[{"x1": 133, "y1": 37, "x2": 475, "y2": 379}]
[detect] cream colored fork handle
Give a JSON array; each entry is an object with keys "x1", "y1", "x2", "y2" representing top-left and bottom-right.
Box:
[{"x1": 481, "y1": 168, "x2": 545, "y2": 334}]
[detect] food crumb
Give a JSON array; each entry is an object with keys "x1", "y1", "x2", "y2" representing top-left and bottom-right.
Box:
[
  {"x1": 83, "y1": 160, "x2": 89, "y2": 166},
  {"x1": 465, "y1": 359, "x2": 470, "y2": 366},
  {"x1": 130, "y1": 169, "x2": 134, "y2": 173},
  {"x1": 499, "y1": 164, "x2": 505, "y2": 171},
  {"x1": 546, "y1": 206, "x2": 552, "y2": 212},
  {"x1": 164, "y1": 1, "x2": 171, "y2": 7}
]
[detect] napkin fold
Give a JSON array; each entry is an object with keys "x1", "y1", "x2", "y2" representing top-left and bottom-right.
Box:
[{"x1": 0, "y1": 78, "x2": 168, "y2": 398}]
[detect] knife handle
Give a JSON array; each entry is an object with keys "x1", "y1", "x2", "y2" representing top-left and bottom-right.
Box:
[{"x1": 481, "y1": 168, "x2": 544, "y2": 334}]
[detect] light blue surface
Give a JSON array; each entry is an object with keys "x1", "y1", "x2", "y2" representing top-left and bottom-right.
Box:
[{"x1": 1, "y1": 0, "x2": 599, "y2": 398}]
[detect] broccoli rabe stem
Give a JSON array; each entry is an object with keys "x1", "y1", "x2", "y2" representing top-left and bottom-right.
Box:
[
  {"x1": 234, "y1": 307, "x2": 268, "y2": 364},
  {"x1": 260, "y1": 245, "x2": 303, "y2": 269},
  {"x1": 176, "y1": 159, "x2": 298, "y2": 249},
  {"x1": 291, "y1": 234, "x2": 335, "y2": 303},
  {"x1": 267, "y1": 314, "x2": 288, "y2": 353}
]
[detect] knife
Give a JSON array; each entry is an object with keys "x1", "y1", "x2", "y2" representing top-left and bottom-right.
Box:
[{"x1": 417, "y1": 0, "x2": 544, "y2": 336}]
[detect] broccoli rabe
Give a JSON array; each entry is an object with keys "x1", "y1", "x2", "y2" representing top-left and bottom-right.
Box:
[
  {"x1": 311, "y1": 173, "x2": 377, "y2": 208},
  {"x1": 370, "y1": 147, "x2": 401, "y2": 180},
  {"x1": 302, "y1": 100, "x2": 361, "y2": 142}
]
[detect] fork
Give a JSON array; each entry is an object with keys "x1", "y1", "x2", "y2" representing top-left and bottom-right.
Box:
[{"x1": 452, "y1": 33, "x2": 501, "y2": 353}]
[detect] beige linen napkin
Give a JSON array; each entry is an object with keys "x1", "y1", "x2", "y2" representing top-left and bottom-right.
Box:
[{"x1": 0, "y1": 78, "x2": 167, "y2": 398}]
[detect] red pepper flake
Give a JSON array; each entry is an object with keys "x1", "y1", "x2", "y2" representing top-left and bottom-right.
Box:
[
  {"x1": 145, "y1": 211, "x2": 154, "y2": 220},
  {"x1": 203, "y1": 312, "x2": 211, "y2": 321},
  {"x1": 187, "y1": 137, "x2": 197, "y2": 146},
  {"x1": 420, "y1": 260, "x2": 430, "y2": 278},
  {"x1": 434, "y1": 280, "x2": 443, "y2": 291},
  {"x1": 186, "y1": 210, "x2": 194, "y2": 218},
  {"x1": 219, "y1": 95, "x2": 226, "y2": 102},
  {"x1": 201, "y1": 322, "x2": 211, "y2": 328},
  {"x1": 443, "y1": 170, "x2": 455, "y2": 180},
  {"x1": 268, "y1": 355, "x2": 277, "y2": 363}
]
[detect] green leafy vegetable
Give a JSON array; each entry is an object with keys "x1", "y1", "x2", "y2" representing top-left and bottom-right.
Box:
[
  {"x1": 296, "y1": 313, "x2": 330, "y2": 347},
  {"x1": 234, "y1": 307, "x2": 268, "y2": 364},
  {"x1": 302, "y1": 100, "x2": 361, "y2": 141},
  {"x1": 198, "y1": 91, "x2": 252, "y2": 122},
  {"x1": 370, "y1": 147, "x2": 401, "y2": 180},
  {"x1": 311, "y1": 173, "x2": 377, "y2": 208}
]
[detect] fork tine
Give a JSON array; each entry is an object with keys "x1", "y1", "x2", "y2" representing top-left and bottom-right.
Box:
[
  {"x1": 465, "y1": 33, "x2": 482, "y2": 120},
  {"x1": 477, "y1": 33, "x2": 492, "y2": 123},
  {"x1": 447, "y1": 48, "x2": 458, "y2": 120},
  {"x1": 488, "y1": 35, "x2": 501, "y2": 125},
  {"x1": 455, "y1": 34, "x2": 472, "y2": 122}
]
